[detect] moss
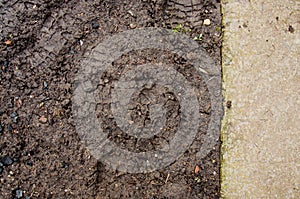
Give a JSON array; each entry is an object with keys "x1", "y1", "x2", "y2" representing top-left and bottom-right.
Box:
[{"x1": 172, "y1": 24, "x2": 192, "y2": 34}]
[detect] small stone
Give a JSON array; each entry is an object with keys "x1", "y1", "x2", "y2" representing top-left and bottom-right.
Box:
[
  {"x1": 43, "y1": 81, "x2": 48, "y2": 89},
  {"x1": 16, "y1": 98, "x2": 22, "y2": 108},
  {"x1": 1, "y1": 156, "x2": 13, "y2": 166},
  {"x1": 128, "y1": 10, "x2": 135, "y2": 17},
  {"x1": 129, "y1": 23, "x2": 137, "y2": 29},
  {"x1": 5, "y1": 40, "x2": 11, "y2": 45},
  {"x1": 12, "y1": 116, "x2": 18, "y2": 124},
  {"x1": 92, "y1": 21, "x2": 99, "y2": 29},
  {"x1": 128, "y1": 120, "x2": 134, "y2": 125},
  {"x1": 39, "y1": 116, "x2": 47, "y2": 123},
  {"x1": 13, "y1": 188, "x2": 23, "y2": 199},
  {"x1": 10, "y1": 112, "x2": 18, "y2": 118},
  {"x1": 0, "y1": 167, "x2": 3, "y2": 174},
  {"x1": 203, "y1": 19, "x2": 211, "y2": 26}
]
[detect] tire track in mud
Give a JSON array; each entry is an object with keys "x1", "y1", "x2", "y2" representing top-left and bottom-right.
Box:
[{"x1": 164, "y1": 0, "x2": 207, "y2": 28}]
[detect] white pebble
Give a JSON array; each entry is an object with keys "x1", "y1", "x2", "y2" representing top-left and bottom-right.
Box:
[{"x1": 203, "y1": 19, "x2": 211, "y2": 26}]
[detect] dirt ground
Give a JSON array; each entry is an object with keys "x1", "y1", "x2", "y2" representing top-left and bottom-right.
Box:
[{"x1": 0, "y1": 0, "x2": 222, "y2": 198}]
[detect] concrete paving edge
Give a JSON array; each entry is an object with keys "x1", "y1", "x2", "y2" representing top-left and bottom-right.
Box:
[{"x1": 220, "y1": 0, "x2": 299, "y2": 198}]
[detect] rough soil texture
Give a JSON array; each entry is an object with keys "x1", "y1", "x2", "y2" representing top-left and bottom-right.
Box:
[{"x1": 0, "y1": 0, "x2": 222, "y2": 198}]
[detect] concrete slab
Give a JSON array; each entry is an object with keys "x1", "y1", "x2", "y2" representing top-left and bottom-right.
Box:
[{"x1": 221, "y1": 0, "x2": 300, "y2": 198}]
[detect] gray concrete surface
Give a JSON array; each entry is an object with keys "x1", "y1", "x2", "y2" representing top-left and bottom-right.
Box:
[{"x1": 221, "y1": 0, "x2": 299, "y2": 198}]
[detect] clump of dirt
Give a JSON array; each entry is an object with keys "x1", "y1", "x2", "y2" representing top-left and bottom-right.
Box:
[{"x1": 0, "y1": 0, "x2": 222, "y2": 198}]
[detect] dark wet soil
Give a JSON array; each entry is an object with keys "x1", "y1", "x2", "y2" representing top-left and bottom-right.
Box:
[{"x1": 0, "y1": 0, "x2": 222, "y2": 198}]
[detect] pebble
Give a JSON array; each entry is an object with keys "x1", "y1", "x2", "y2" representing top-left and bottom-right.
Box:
[
  {"x1": 43, "y1": 81, "x2": 48, "y2": 89},
  {"x1": 13, "y1": 188, "x2": 23, "y2": 199},
  {"x1": 128, "y1": 120, "x2": 134, "y2": 125},
  {"x1": 129, "y1": 23, "x2": 137, "y2": 29},
  {"x1": 92, "y1": 21, "x2": 99, "y2": 29},
  {"x1": 104, "y1": 78, "x2": 109, "y2": 83},
  {"x1": 39, "y1": 115, "x2": 47, "y2": 123},
  {"x1": 1, "y1": 156, "x2": 13, "y2": 166},
  {"x1": 203, "y1": 19, "x2": 211, "y2": 26},
  {"x1": 10, "y1": 112, "x2": 18, "y2": 118},
  {"x1": 128, "y1": 10, "x2": 135, "y2": 17},
  {"x1": 15, "y1": 98, "x2": 22, "y2": 108},
  {"x1": 5, "y1": 40, "x2": 11, "y2": 45},
  {"x1": 12, "y1": 117, "x2": 18, "y2": 124},
  {"x1": 194, "y1": 165, "x2": 200, "y2": 174}
]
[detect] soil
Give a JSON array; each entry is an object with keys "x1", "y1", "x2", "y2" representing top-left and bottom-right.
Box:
[{"x1": 0, "y1": 0, "x2": 222, "y2": 198}]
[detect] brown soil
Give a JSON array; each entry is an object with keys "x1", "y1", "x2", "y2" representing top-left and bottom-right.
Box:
[{"x1": 0, "y1": 0, "x2": 222, "y2": 198}]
